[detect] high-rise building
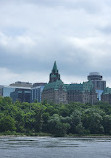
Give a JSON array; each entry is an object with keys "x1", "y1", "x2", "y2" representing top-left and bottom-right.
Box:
[{"x1": 87, "y1": 72, "x2": 106, "y2": 100}]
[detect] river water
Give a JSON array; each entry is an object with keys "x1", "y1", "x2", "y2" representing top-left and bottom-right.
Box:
[{"x1": 0, "y1": 136, "x2": 111, "y2": 158}]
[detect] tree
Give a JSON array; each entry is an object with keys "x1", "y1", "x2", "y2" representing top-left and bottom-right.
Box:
[
  {"x1": 69, "y1": 109, "x2": 83, "y2": 134},
  {"x1": 0, "y1": 115, "x2": 16, "y2": 132},
  {"x1": 48, "y1": 114, "x2": 70, "y2": 136},
  {"x1": 103, "y1": 115, "x2": 111, "y2": 134},
  {"x1": 76, "y1": 123, "x2": 85, "y2": 135},
  {"x1": 42, "y1": 112, "x2": 50, "y2": 132},
  {"x1": 59, "y1": 105, "x2": 70, "y2": 117},
  {"x1": 33, "y1": 104, "x2": 46, "y2": 132},
  {"x1": 82, "y1": 108, "x2": 104, "y2": 134}
]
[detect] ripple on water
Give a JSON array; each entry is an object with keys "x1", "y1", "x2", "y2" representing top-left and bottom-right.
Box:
[{"x1": 0, "y1": 136, "x2": 111, "y2": 158}]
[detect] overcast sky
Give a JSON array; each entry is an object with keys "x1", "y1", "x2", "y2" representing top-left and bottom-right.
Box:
[{"x1": 0, "y1": 0, "x2": 111, "y2": 86}]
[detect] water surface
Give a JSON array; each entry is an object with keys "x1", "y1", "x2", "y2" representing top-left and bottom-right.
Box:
[{"x1": 0, "y1": 136, "x2": 111, "y2": 158}]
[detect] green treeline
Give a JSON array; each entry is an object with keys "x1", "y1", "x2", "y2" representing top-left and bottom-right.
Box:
[{"x1": 0, "y1": 96, "x2": 111, "y2": 136}]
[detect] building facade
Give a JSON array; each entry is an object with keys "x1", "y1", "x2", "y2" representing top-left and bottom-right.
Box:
[
  {"x1": 2, "y1": 86, "x2": 31, "y2": 103},
  {"x1": 42, "y1": 61, "x2": 68, "y2": 104},
  {"x1": 10, "y1": 88, "x2": 31, "y2": 103},
  {"x1": 67, "y1": 81, "x2": 98, "y2": 104},
  {"x1": 101, "y1": 88, "x2": 111, "y2": 104},
  {"x1": 31, "y1": 83, "x2": 46, "y2": 102}
]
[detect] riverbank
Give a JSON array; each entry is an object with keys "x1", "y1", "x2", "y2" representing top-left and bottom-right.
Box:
[
  {"x1": 0, "y1": 132, "x2": 52, "y2": 137},
  {"x1": 0, "y1": 132, "x2": 111, "y2": 138}
]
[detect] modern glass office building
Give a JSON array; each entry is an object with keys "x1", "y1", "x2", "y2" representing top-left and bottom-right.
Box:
[
  {"x1": 2, "y1": 82, "x2": 46, "y2": 103},
  {"x1": 3, "y1": 86, "x2": 15, "y2": 97},
  {"x1": 2, "y1": 86, "x2": 31, "y2": 103},
  {"x1": 10, "y1": 88, "x2": 31, "y2": 103},
  {"x1": 31, "y1": 85, "x2": 45, "y2": 102}
]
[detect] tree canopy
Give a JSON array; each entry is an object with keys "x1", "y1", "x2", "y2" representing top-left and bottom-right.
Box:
[{"x1": 0, "y1": 96, "x2": 111, "y2": 136}]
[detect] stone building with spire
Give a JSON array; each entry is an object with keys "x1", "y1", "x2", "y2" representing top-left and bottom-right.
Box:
[
  {"x1": 42, "y1": 61, "x2": 98, "y2": 105},
  {"x1": 42, "y1": 61, "x2": 68, "y2": 104}
]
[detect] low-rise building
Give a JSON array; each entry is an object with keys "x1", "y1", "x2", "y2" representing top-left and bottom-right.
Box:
[
  {"x1": 2, "y1": 86, "x2": 31, "y2": 103},
  {"x1": 1, "y1": 82, "x2": 46, "y2": 103}
]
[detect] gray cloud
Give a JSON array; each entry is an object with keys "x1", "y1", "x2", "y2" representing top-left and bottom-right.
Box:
[{"x1": 0, "y1": 0, "x2": 111, "y2": 86}]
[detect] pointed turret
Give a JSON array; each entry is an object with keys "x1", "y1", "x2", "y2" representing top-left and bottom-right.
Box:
[
  {"x1": 52, "y1": 61, "x2": 58, "y2": 73},
  {"x1": 49, "y1": 61, "x2": 60, "y2": 83}
]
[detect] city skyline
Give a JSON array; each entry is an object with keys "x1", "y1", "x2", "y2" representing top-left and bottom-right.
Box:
[{"x1": 0, "y1": 0, "x2": 111, "y2": 86}]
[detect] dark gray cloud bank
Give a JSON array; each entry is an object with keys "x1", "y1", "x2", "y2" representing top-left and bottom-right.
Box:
[{"x1": 0, "y1": 0, "x2": 111, "y2": 86}]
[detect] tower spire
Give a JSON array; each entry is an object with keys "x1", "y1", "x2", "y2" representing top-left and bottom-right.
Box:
[
  {"x1": 49, "y1": 61, "x2": 60, "y2": 83},
  {"x1": 52, "y1": 61, "x2": 58, "y2": 73}
]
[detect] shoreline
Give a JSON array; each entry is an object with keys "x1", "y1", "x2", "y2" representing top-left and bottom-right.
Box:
[{"x1": 0, "y1": 134, "x2": 111, "y2": 138}]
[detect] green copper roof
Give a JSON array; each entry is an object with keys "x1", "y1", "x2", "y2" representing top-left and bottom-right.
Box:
[
  {"x1": 103, "y1": 87, "x2": 111, "y2": 94},
  {"x1": 52, "y1": 61, "x2": 58, "y2": 73},
  {"x1": 83, "y1": 80, "x2": 93, "y2": 92},
  {"x1": 67, "y1": 83, "x2": 83, "y2": 91},
  {"x1": 43, "y1": 80, "x2": 67, "y2": 91},
  {"x1": 67, "y1": 81, "x2": 93, "y2": 92},
  {"x1": 64, "y1": 84, "x2": 69, "y2": 90}
]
